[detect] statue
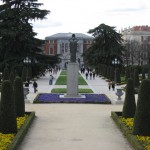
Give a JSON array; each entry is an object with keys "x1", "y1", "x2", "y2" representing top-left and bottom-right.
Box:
[{"x1": 69, "y1": 34, "x2": 78, "y2": 62}]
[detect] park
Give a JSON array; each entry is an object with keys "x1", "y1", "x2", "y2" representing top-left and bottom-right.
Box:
[{"x1": 0, "y1": 0, "x2": 150, "y2": 150}]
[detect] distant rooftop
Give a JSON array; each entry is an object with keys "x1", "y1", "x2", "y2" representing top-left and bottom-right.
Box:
[
  {"x1": 121, "y1": 25, "x2": 150, "y2": 32},
  {"x1": 45, "y1": 33, "x2": 94, "y2": 40},
  {"x1": 132, "y1": 25, "x2": 150, "y2": 31}
]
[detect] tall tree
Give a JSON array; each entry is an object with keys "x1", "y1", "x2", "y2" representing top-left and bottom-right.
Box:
[
  {"x1": 0, "y1": 0, "x2": 49, "y2": 59},
  {"x1": 0, "y1": 0, "x2": 50, "y2": 66},
  {"x1": 83, "y1": 23, "x2": 124, "y2": 68}
]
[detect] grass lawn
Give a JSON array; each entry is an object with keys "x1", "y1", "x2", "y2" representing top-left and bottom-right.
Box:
[
  {"x1": 51, "y1": 88, "x2": 93, "y2": 93},
  {"x1": 55, "y1": 75, "x2": 87, "y2": 85},
  {"x1": 60, "y1": 70, "x2": 67, "y2": 75}
]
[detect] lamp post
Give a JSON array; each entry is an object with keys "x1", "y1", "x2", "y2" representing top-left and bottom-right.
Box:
[
  {"x1": 0, "y1": 72, "x2": 2, "y2": 83},
  {"x1": 23, "y1": 56, "x2": 31, "y2": 82},
  {"x1": 112, "y1": 58, "x2": 120, "y2": 83}
]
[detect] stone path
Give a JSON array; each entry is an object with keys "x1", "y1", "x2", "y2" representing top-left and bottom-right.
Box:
[{"x1": 18, "y1": 70, "x2": 134, "y2": 150}]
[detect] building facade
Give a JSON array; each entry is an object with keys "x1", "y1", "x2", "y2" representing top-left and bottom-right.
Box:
[
  {"x1": 44, "y1": 33, "x2": 93, "y2": 68},
  {"x1": 121, "y1": 26, "x2": 150, "y2": 65}
]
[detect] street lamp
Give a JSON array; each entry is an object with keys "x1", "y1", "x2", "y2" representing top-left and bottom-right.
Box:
[
  {"x1": 23, "y1": 56, "x2": 31, "y2": 82},
  {"x1": 0, "y1": 72, "x2": 2, "y2": 83},
  {"x1": 112, "y1": 58, "x2": 120, "y2": 83}
]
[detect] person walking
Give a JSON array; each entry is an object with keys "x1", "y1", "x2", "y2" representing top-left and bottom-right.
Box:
[
  {"x1": 93, "y1": 72, "x2": 96, "y2": 79},
  {"x1": 111, "y1": 81, "x2": 115, "y2": 91},
  {"x1": 85, "y1": 72, "x2": 88, "y2": 80},
  {"x1": 33, "y1": 81, "x2": 38, "y2": 93},
  {"x1": 89, "y1": 72, "x2": 92, "y2": 80},
  {"x1": 49, "y1": 75, "x2": 54, "y2": 85},
  {"x1": 108, "y1": 81, "x2": 112, "y2": 91}
]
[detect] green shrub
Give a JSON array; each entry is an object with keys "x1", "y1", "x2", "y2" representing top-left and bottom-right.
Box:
[
  {"x1": 28, "y1": 66, "x2": 32, "y2": 81},
  {"x1": 133, "y1": 69, "x2": 139, "y2": 88},
  {"x1": 0, "y1": 101, "x2": 2, "y2": 131},
  {"x1": 125, "y1": 67, "x2": 130, "y2": 81},
  {"x1": 0, "y1": 80, "x2": 17, "y2": 134},
  {"x1": 21, "y1": 66, "x2": 27, "y2": 82},
  {"x1": 110, "y1": 67, "x2": 114, "y2": 81},
  {"x1": 141, "y1": 67, "x2": 146, "y2": 80},
  {"x1": 116, "y1": 68, "x2": 121, "y2": 83},
  {"x1": 122, "y1": 78, "x2": 136, "y2": 118},
  {"x1": 148, "y1": 67, "x2": 150, "y2": 79},
  {"x1": 14, "y1": 77, "x2": 25, "y2": 117},
  {"x1": 133, "y1": 79, "x2": 150, "y2": 136},
  {"x1": 3, "y1": 67, "x2": 9, "y2": 81},
  {"x1": 9, "y1": 70, "x2": 15, "y2": 84}
]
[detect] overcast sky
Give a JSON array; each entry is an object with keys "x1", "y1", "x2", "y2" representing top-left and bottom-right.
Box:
[{"x1": 2, "y1": 0, "x2": 150, "y2": 39}]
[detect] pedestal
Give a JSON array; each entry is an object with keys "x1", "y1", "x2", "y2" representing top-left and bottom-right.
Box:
[{"x1": 65, "y1": 62, "x2": 80, "y2": 97}]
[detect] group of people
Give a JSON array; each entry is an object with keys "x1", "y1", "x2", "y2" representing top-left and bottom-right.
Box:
[
  {"x1": 24, "y1": 80, "x2": 38, "y2": 94},
  {"x1": 108, "y1": 81, "x2": 115, "y2": 91},
  {"x1": 80, "y1": 66, "x2": 96, "y2": 80},
  {"x1": 48, "y1": 66, "x2": 60, "y2": 75},
  {"x1": 85, "y1": 71, "x2": 96, "y2": 80}
]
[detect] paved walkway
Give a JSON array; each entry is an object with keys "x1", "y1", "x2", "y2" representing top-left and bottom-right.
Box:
[{"x1": 19, "y1": 70, "x2": 134, "y2": 150}]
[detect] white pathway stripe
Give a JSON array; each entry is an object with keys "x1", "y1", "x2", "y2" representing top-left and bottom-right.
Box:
[{"x1": 19, "y1": 70, "x2": 133, "y2": 150}]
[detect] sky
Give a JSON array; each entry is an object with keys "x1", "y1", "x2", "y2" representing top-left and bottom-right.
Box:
[{"x1": 1, "y1": 0, "x2": 150, "y2": 39}]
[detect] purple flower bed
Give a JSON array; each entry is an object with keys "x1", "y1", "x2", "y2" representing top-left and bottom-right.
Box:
[{"x1": 34, "y1": 94, "x2": 111, "y2": 104}]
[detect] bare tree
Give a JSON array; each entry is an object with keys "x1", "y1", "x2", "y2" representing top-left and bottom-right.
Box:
[{"x1": 124, "y1": 40, "x2": 143, "y2": 65}]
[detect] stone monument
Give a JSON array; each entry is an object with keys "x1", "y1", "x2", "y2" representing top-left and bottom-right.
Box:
[{"x1": 65, "y1": 34, "x2": 80, "y2": 97}]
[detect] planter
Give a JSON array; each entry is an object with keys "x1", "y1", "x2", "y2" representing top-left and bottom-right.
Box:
[
  {"x1": 8, "y1": 112, "x2": 35, "y2": 150},
  {"x1": 111, "y1": 111, "x2": 145, "y2": 150},
  {"x1": 115, "y1": 89, "x2": 124, "y2": 100}
]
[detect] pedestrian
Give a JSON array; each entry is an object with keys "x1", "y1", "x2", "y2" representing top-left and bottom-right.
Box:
[
  {"x1": 33, "y1": 81, "x2": 38, "y2": 93},
  {"x1": 24, "y1": 81, "x2": 29, "y2": 92},
  {"x1": 89, "y1": 72, "x2": 92, "y2": 80},
  {"x1": 93, "y1": 72, "x2": 95, "y2": 79},
  {"x1": 85, "y1": 72, "x2": 88, "y2": 80},
  {"x1": 108, "y1": 81, "x2": 111, "y2": 91},
  {"x1": 25, "y1": 81, "x2": 29, "y2": 87},
  {"x1": 49, "y1": 74, "x2": 54, "y2": 85},
  {"x1": 111, "y1": 81, "x2": 115, "y2": 91}
]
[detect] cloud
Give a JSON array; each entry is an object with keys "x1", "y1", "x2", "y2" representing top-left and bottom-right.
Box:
[
  {"x1": 33, "y1": 21, "x2": 63, "y2": 28},
  {"x1": 109, "y1": 7, "x2": 145, "y2": 12},
  {"x1": 108, "y1": 2, "x2": 147, "y2": 13}
]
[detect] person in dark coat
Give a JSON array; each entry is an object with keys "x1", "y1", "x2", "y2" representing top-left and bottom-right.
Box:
[
  {"x1": 93, "y1": 72, "x2": 96, "y2": 79},
  {"x1": 108, "y1": 81, "x2": 112, "y2": 91},
  {"x1": 89, "y1": 72, "x2": 92, "y2": 80},
  {"x1": 85, "y1": 72, "x2": 88, "y2": 80},
  {"x1": 33, "y1": 81, "x2": 38, "y2": 93},
  {"x1": 49, "y1": 75, "x2": 54, "y2": 85},
  {"x1": 111, "y1": 81, "x2": 115, "y2": 91}
]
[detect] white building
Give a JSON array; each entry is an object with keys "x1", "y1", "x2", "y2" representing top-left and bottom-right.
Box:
[
  {"x1": 44, "y1": 33, "x2": 93, "y2": 68},
  {"x1": 121, "y1": 26, "x2": 150, "y2": 65}
]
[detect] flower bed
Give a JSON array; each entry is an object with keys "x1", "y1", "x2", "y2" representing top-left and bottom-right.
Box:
[
  {"x1": 34, "y1": 93, "x2": 111, "y2": 104},
  {"x1": 0, "y1": 112, "x2": 35, "y2": 150},
  {"x1": 111, "y1": 111, "x2": 150, "y2": 150}
]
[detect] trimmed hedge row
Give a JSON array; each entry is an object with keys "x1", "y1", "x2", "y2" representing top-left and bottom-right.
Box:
[
  {"x1": 111, "y1": 112, "x2": 144, "y2": 150},
  {"x1": 8, "y1": 112, "x2": 35, "y2": 150}
]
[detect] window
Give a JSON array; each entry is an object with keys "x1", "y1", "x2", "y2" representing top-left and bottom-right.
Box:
[
  {"x1": 65, "y1": 43, "x2": 68, "y2": 52},
  {"x1": 143, "y1": 36, "x2": 148, "y2": 42}
]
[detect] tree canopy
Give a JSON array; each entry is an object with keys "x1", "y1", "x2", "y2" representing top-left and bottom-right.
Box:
[
  {"x1": 0, "y1": 0, "x2": 59, "y2": 73},
  {"x1": 83, "y1": 23, "x2": 124, "y2": 68}
]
